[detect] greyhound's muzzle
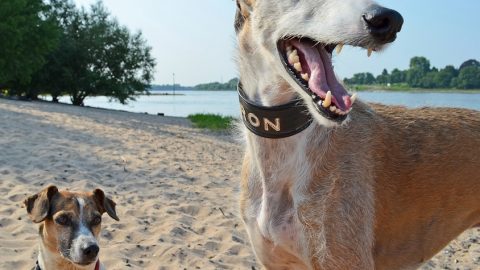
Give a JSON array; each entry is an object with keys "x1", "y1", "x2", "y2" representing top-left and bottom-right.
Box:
[{"x1": 363, "y1": 5, "x2": 404, "y2": 43}]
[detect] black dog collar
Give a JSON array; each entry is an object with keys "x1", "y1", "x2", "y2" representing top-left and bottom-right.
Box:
[
  {"x1": 32, "y1": 261, "x2": 41, "y2": 270},
  {"x1": 238, "y1": 83, "x2": 313, "y2": 139}
]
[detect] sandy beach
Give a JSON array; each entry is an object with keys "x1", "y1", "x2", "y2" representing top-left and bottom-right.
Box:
[{"x1": 0, "y1": 98, "x2": 479, "y2": 270}]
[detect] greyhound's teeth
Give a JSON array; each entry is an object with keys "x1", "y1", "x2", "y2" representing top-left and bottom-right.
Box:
[
  {"x1": 322, "y1": 91, "x2": 332, "y2": 108},
  {"x1": 289, "y1": 55, "x2": 300, "y2": 65},
  {"x1": 351, "y1": 93, "x2": 357, "y2": 104},
  {"x1": 367, "y1": 48, "x2": 373, "y2": 57},
  {"x1": 330, "y1": 105, "x2": 337, "y2": 112},
  {"x1": 336, "y1": 44, "x2": 344, "y2": 55},
  {"x1": 288, "y1": 49, "x2": 299, "y2": 64},
  {"x1": 301, "y1": 73, "x2": 309, "y2": 81},
  {"x1": 286, "y1": 45, "x2": 293, "y2": 51},
  {"x1": 294, "y1": 62, "x2": 302, "y2": 72}
]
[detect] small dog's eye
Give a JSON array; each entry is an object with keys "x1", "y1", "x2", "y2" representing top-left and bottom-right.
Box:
[
  {"x1": 55, "y1": 215, "x2": 71, "y2": 226},
  {"x1": 91, "y1": 216, "x2": 102, "y2": 226}
]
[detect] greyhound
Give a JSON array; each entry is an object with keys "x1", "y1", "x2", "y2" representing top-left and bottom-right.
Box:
[{"x1": 234, "y1": 0, "x2": 480, "y2": 269}]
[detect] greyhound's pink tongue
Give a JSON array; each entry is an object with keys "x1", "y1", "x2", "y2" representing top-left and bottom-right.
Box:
[{"x1": 291, "y1": 40, "x2": 351, "y2": 111}]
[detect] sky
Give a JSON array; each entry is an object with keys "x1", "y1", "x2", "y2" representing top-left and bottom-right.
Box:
[{"x1": 73, "y1": 0, "x2": 480, "y2": 86}]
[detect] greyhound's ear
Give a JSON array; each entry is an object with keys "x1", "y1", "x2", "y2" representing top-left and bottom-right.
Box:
[
  {"x1": 237, "y1": 0, "x2": 254, "y2": 13},
  {"x1": 93, "y1": 189, "x2": 119, "y2": 221},
  {"x1": 24, "y1": 185, "x2": 58, "y2": 223},
  {"x1": 235, "y1": 0, "x2": 253, "y2": 32}
]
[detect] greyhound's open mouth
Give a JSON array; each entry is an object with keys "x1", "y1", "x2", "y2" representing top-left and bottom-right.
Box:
[{"x1": 278, "y1": 38, "x2": 356, "y2": 122}]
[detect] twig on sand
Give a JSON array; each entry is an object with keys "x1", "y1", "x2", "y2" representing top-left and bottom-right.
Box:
[
  {"x1": 121, "y1": 156, "x2": 128, "y2": 172},
  {"x1": 219, "y1": 207, "x2": 227, "y2": 217}
]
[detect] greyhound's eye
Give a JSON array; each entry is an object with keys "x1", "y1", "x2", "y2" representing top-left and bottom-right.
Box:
[
  {"x1": 55, "y1": 215, "x2": 71, "y2": 226},
  {"x1": 91, "y1": 216, "x2": 102, "y2": 226}
]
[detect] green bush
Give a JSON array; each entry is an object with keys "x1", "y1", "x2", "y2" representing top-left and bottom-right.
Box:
[{"x1": 188, "y1": 114, "x2": 235, "y2": 130}]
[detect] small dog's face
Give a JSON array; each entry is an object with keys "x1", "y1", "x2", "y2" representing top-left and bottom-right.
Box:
[
  {"x1": 25, "y1": 186, "x2": 119, "y2": 266},
  {"x1": 236, "y1": 0, "x2": 403, "y2": 126}
]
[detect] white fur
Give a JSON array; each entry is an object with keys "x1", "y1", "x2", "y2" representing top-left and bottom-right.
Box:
[
  {"x1": 38, "y1": 241, "x2": 101, "y2": 270},
  {"x1": 70, "y1": 197, "x2": 98, "y2": 266}
]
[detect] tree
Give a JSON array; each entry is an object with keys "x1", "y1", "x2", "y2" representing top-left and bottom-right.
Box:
[
  {"x1": 195, "y1": 78, "x2": 239, "y2": 90},
  {"x1": 459, "y1": 59, "x2": 480, "y2": 71},
  {"x1": 0, "y1": 0, "x2": 58, "y2": 96},
  {"x1": 29, "y1": 0, "x2": 78, "y2": 101},
  {"x1": 343, "y1": 57, "x2": 479, "y2": 90},
  {"x1": 376, "y1": 69, "x2": 390, "y2": 85},
  {"x1": 390, "y1": 68, "x2": 406, "y2": 84},
  {"x1": 32, "y1": 1, "x2": 156, "y2": 105},
  {"x1": 420, "y1": 72, "x2": 437, "y2": 88},
  {"x1": 455, "y1": 66, "x2": 480, "y2": 89},
  {"x1": 344, "y1": 73, "x2": 376, "y2": 85},
  {"x1": 68, "y1": 2, "x2": 155, "y2": 105},
  {"x1": 407, "y1": 57, "x2": 431, "y2": 87},
  {"x1": 434, "y1": 65, "x2": 457, "y2": 89},
  {"x1": 409, "y1": 57, "x2": 431, "y2": 73}
]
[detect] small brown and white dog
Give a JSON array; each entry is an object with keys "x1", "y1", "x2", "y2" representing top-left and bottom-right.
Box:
[
  {"x1": 24, "y1": 185, "x2": 119, "y2": 270},
  {"x1": 235, "y1": 0, "x2": 480, "y2": 269}
]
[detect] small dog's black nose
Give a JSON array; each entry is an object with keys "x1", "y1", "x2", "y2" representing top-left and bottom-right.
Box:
[
  {"x1": 363, "y1": 6, "x2": 404, "y2": 43},
  {"x1": 83, "y1": 244, "x2": 99, "y2": 258}
]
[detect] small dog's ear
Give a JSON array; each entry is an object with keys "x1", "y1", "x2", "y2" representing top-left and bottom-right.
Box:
[
  {"x1": 24, "y1": 185, "x2": 58, "y2": 223},
  {"x1": 93, "y1": 189, "x2": 119, "y2": 221}
]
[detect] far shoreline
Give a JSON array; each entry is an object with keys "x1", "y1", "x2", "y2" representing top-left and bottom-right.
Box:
[
  {"x1": 150, "y1": 88, "x2": 480, "y2": 94},
  {"x1": 347, "y1": 85, "x2": 480, "y2": 94}
]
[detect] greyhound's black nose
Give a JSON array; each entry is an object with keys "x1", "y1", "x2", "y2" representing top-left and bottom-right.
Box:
[
  {"x1": 363, "y1": 6, "x2": 403, "y2": 43},
  {"x1": 83, "y1": 244, "x2": 99, "y2": 259}
]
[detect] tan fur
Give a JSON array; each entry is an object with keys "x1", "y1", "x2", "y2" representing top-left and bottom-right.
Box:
[
  {"x1": 236, "y1": 1, "x2": 480, "y2": 269},
  {"x1": 240, "y1": 101, "x2": 480, "y2": 269}
]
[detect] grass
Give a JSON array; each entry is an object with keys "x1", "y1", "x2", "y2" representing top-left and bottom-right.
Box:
[{"x1": 188, "y1": 113, "x2": 235, "y2": 131}]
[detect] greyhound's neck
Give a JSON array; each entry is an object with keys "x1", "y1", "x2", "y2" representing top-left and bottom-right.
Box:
[{"x1": 237, "y1": 39, "x2": 328, "y2": 184}]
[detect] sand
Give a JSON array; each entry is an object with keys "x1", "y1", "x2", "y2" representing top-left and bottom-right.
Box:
[{"x1": 0, "y1": 98, "x2": 479, "y2": 270}]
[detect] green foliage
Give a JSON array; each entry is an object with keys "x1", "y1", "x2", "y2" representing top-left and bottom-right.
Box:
[
  {"x1": 389, "y1": 68, "x2": 406, "y2": 84},
  {"x1": 0, "y1": 0, "x2": 59, "y2": 95},
  {"x1": 2, "y1": 0, "x2": 156, "y2": 105},
  {"x1": 188, "y1": 114, "x2": 234, "y2": 130},
  {"x1": 195, "y1": 78, "x2": 239, "y2": 90},
  {"x1": 432, "y1": 65, "x2": 457, "y2": 89},
  {"x1": 344, "y1": 57, "x2": 480, "y2": 90},
  {"x1": 456, "y1": 66, "x2": 480, "y2": 89},
  {"x1": 407, "y1": 57, "x2": 431, "y2": 87},
  {"x1": 64, "y1": 2, "x2": 155, "y2": 105},
  {"x1": 376, "y1": 69, "x2": 390, "y2": 84},
  {"x1": 344, "y1": 73, "x2": 376, "y2": 85},
  {"x1": 459, "y1": 59, "x2": 479, "y2": 71}
]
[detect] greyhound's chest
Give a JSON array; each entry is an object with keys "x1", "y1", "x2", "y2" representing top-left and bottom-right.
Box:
[{"x1": 246, "y1": 186, "x2": 310, "y2": 267}]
